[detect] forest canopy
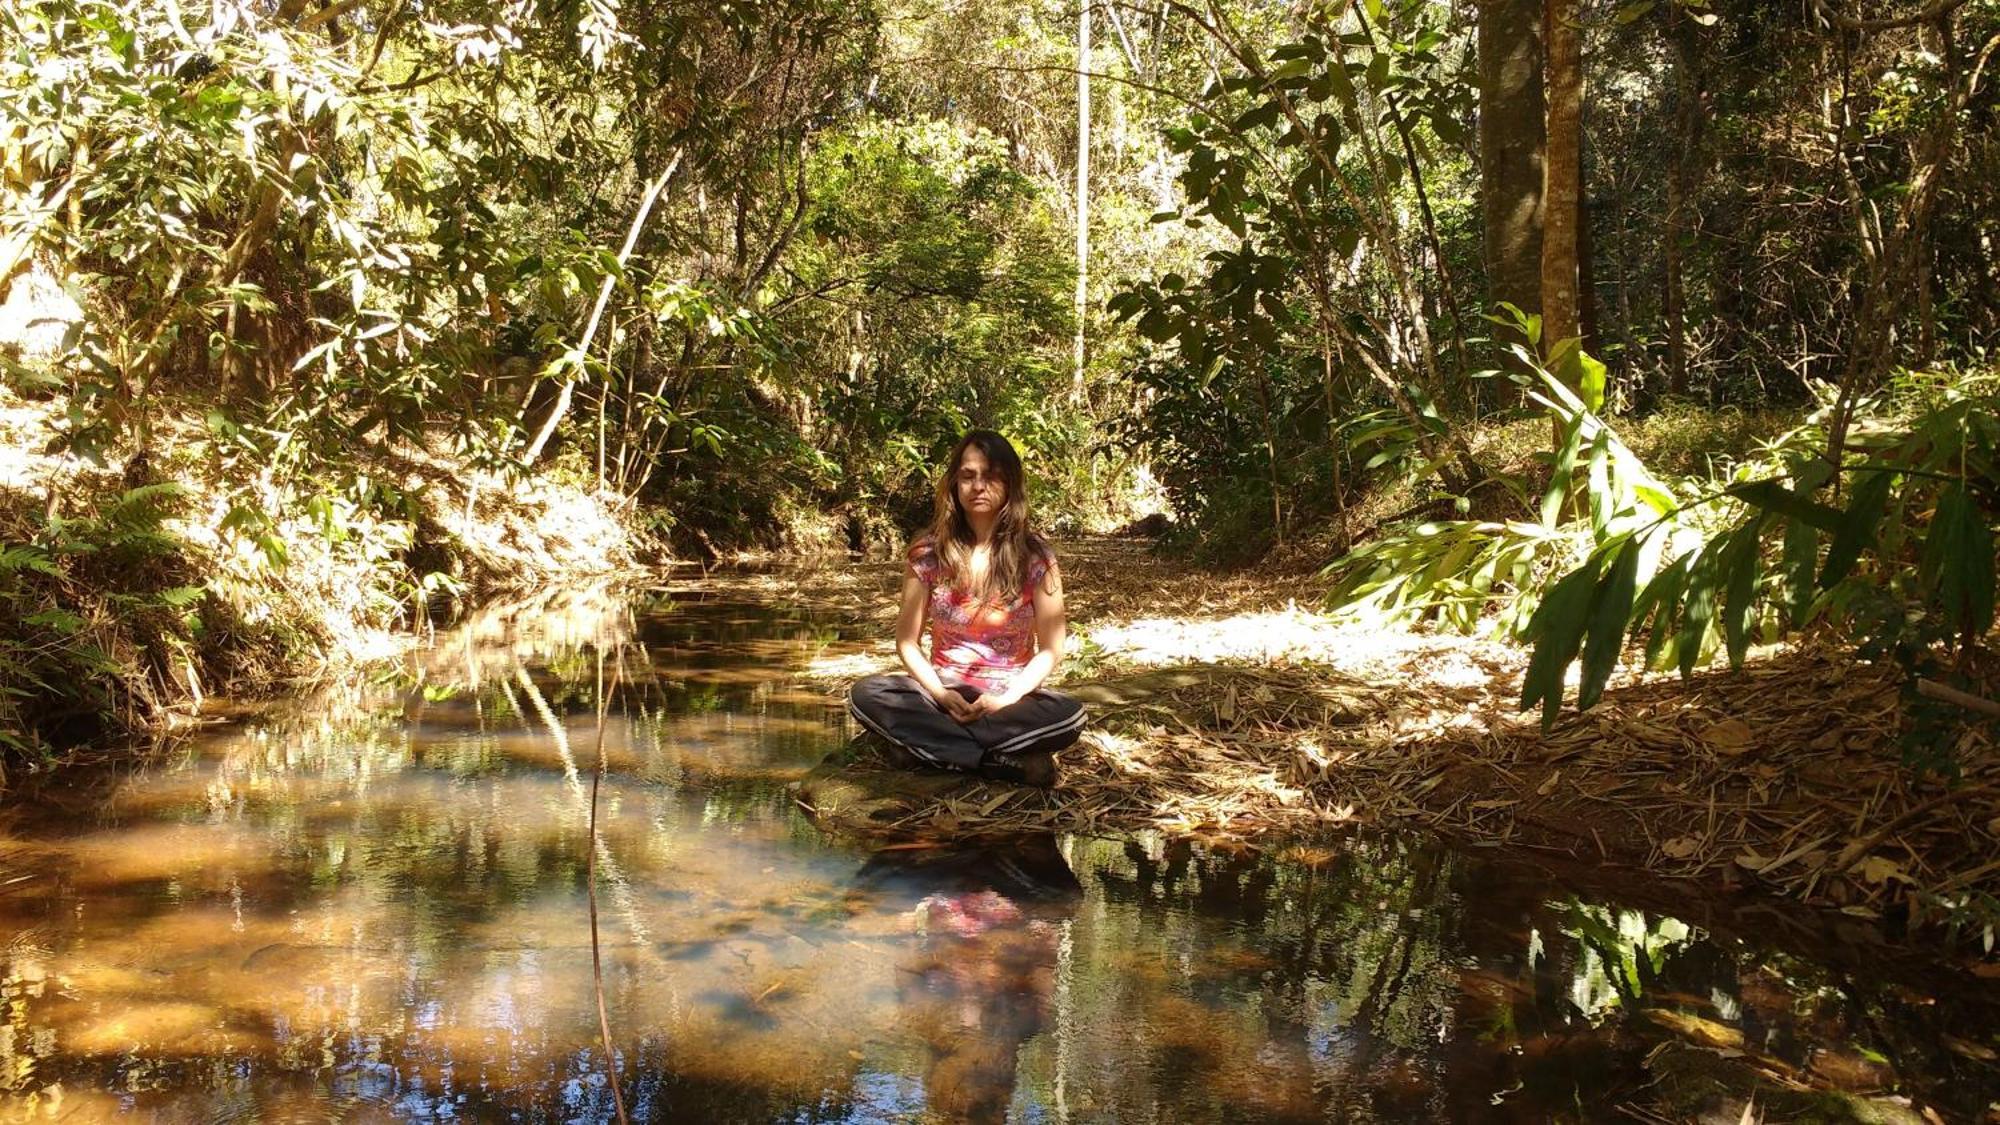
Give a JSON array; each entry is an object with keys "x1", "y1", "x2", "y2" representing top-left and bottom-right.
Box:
[{"x1": 2, "y1": 0, "x2": 1998, "y2": 749}]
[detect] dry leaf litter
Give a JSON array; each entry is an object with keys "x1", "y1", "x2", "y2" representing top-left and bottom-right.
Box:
[{"x1": 791, "y1": 540, "x2": 2000, "y2": 923}]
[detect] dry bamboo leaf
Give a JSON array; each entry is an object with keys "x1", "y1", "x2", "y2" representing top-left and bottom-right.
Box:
[
  {"x1": 1737, "y1": 851, "x2": 1773, "y2": 872},
  {"x1": 1855, "y1": 855, "x2": 1909, "y2": 885},
  {"x1": 1661, "y1": 835, "x2": 1703, "y2": 860},
  {"x1": 1702, "y1": 719, "x2": 1756, "y2": 756},
  {"x1": 1627, "y1": 719, "x2": 1680, "y2": 746}
]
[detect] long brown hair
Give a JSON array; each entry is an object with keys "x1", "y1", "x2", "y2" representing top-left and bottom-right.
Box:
[{"x1": 923, "y1": 430, "x2": 1046, "y2": 604}]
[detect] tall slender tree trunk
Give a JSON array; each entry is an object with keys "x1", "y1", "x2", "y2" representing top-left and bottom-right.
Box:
[
  {"x1": 1477, "y1": 0, "x2": 1546, "y2": 343},
  {"x1": 1540, "y1": 0, "x2": 1583, "y2": 359},
  {"x1": 1663, "y1": 6, "x2": 1705, "y2": 397},
  {"x1": 1072, "y1": 0, "x2": 1092, "y2": 402},
  {"x1": 1824, "y1": 14, "x2": 1970, "y2": 478},
  {"x1": 522, "y1": 151, "x2": 682, "y2": 465}
]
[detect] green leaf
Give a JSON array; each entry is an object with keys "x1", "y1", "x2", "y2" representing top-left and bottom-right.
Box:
[
  {"x1": 1727, "y1": 478, "x2": 1843, "y2": 533},
  {"x1": 1818, "y1": 468, "x2": 1894, "y2": 589},
  {"x1": 1615, "y1": 0, "x2": 1658, "y2": 24},
  {"x1": 1364, "y1": 52, "x2": 1390, "y2": 92},
  {"x1": 1586, "y1": 431, "x2": 1612, "y2": 536},
  {"x1": 1922, "y1": 482, "x2": 1997, "y2": 642},
  {"x1": 1491, "y1": 302, "x2": 1542, "y2": 347},
  {"x1": 1521, "y1": 556, "x2": 1605, "y2": 727},
  {"x1": 25, "y1": 607, "x2": 86, "y2": 634},
  {"x1": 1676, "y1": 548, "x2": 1718, "y2": 679},
  {"x1": 156, "y1": 584, "x2": 206, "y2": 608},
  {"x1": 1576, "y1": 350, "x2": 1607, "y2": 414},
  {"x1": 1636, "y1": 554, "x2": 1691, "y2": 670},
  {"x1": 1781, "y1": 516, "x2": 1820, "y2": 626},
  {"x1": 1265, "y1": 57, "x2": 1312, "y2": 83},
  {"x1": 1541, "y1": 417, "x2": 1584, "y2": 529},
  {"x1": 1578, "y1": 539, "x2": 1641, "y2": 711},
  {"x1": 1718, "y1": 515, "x2": 1768, "y2": 668},
  {"x1": 0, "y1": 544, "x2": 59, "y2": 577},
  {"x1": 1230, "y1": 100, "x2": 1283, "y2": 133}
]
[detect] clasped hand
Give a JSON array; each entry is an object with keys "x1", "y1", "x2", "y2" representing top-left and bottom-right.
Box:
[{"x1": 936, "y1": 687, "x2": 1006, "y2": 723}]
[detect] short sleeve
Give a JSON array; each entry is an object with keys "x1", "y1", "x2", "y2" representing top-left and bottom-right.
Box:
[
  {"x1": 1025, "y1": 543, "x2": 1054, "y2": 594},
  {"x1": 906, "y1": 537, "x2": 940, "y2": 586}
]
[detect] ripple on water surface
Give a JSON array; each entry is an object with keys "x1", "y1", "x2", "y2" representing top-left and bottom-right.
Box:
[{"x1": 1, "y1": 582, "x2": 1995, "y2": 1123}]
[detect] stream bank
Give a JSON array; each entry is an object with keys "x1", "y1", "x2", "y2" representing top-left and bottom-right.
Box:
[{"x1": 0, "y1": 387, "x2": 644, "y2": 772}]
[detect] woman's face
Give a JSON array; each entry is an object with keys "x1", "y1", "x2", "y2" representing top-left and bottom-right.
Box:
[{"x1": 955, "y1": 446, "x2": 1007, "y2": 518}]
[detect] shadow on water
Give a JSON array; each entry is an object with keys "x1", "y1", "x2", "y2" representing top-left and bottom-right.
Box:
[{"x1": 0, "y1": 566, "x2": 1996, "y2": 1122}]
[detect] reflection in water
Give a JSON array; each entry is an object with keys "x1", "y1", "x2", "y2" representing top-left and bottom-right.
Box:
[
  {"x1": 0, "y1": 581, "x2": 1995, "y2": 1122},
  {"x1": 858, "y1": 840, "x2": 1079, "y2": 1124}
]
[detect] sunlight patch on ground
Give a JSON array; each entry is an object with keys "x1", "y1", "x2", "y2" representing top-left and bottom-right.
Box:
[
  {"x1": 1084, "y1": 603, "x2": 1521, "y2": 682},
  {"x1": 802, "y1": 650, "x2": 897, "y2": 684},
  {"x1": 1085, "y1": 606, "x2": 1351, "y2": 667}
]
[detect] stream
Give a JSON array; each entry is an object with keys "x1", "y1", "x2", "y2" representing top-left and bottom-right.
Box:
[{"x1": 2, "y1": 573, "x2": 1996, "y2": 1122}]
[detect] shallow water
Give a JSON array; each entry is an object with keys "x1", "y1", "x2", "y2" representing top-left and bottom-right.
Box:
[{"x1": 2, "y1": 579, "x2": 1996, "y2": 1122}]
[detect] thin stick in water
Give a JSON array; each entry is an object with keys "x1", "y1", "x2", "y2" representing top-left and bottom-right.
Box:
[{"x1": 589, "y1": 647, "x2": 631, "y2": 1125}]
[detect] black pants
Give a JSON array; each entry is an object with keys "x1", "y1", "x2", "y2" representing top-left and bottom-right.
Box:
[{"x1": 848, "y1": 674, "x2": 1086, "y2": 771}]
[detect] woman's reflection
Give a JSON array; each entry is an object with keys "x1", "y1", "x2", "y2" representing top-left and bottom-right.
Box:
[{"x1": 853, "y1": 836, "x2": 1080, "y2": 1123}]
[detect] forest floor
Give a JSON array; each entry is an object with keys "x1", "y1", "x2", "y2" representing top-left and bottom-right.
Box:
[{"x1": 789, "y1": 538, "x2": 2000, "y2": 953}]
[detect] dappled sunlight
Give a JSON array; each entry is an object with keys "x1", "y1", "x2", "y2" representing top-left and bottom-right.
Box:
[
  {"x1": 1080, "y1": 729, "x2": 1157, "y2": 777},
  {"x1": 425, "y1": 469, "x2": 633, "y2": 590},
  {"x1": 1088, "y1": 604, "x2": 1370, "y2": 667},
  {"x1": 1079, "y1": 601, "x2": 1524, "y2": 696}
]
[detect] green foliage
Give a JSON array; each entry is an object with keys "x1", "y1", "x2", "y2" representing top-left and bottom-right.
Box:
[
  {"x1": 699, "y1": 115, "x2": 1079, "y2": 541},
  {"x1": 1107, "y1": 3, "x2": 1484, "y2": 551},
  {"x1": 1332, "y1": 353, "x2": 2000, "y2": 755},
  {"x1": 0, "y1": 482, "x2": 211, "y2": 755}
]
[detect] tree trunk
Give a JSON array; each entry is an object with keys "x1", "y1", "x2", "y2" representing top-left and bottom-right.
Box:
[
  {"x1": 522, "y1": 151, "x2": 682, "y2": 465},
  {"x1": 1540, "y1": 0, "x2": 1583, "y2": 358},
  {"x1": 1477, "y1": 0, "x2": 1546, "y2": 343},
  {"x1": 1663, "y1": 6, "x2": 1705, "y2": 398},
  {"x1": 1072, "y1": 0, "x2": 1092, "y2": 402}
]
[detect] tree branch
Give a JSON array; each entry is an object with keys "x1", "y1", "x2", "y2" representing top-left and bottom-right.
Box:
[
  {"x1": 1812, "y1": 0, "x2": 1973, "y2": 32},
  {"x1": 522, "y1": 150, "x2": 684, "y2": 464}
]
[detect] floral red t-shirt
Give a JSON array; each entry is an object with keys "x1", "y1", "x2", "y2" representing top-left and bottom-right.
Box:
[{"x1": 907, "y1": 536, "x2": 1054, "y2": 692}]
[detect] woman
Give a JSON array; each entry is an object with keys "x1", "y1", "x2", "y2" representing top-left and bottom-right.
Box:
[{"x1": 847, "y1": 431, "x2": 1085, "y2": 787}]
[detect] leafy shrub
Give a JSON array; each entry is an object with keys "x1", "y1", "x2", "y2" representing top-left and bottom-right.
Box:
[
  {"x1": 1327, "y1": 351, "x2": 2000, "y2": 766},
  {"x1": 0, "y1": 482, "x2": 208, "y2": 757}
]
